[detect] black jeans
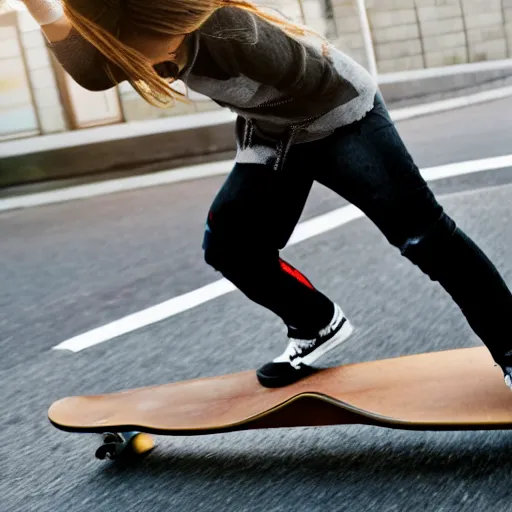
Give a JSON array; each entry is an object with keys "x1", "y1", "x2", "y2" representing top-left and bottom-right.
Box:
[{"x1": 203, "y1": 94, "x2": 512, "y2": 362}]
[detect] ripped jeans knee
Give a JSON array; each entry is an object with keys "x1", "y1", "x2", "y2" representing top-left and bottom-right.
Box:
[{"x1": 399, "y1": 212, "x2": 457, "y2": 282}]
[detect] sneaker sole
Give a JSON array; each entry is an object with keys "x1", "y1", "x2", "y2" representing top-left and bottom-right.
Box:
[{"x1": 256, "y1": 364, "x2": 317, "y2": 388}]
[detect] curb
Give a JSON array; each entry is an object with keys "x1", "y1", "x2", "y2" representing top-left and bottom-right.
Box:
[{"x1": 1, "y1": 85, "x2": 512, "y2": 214}]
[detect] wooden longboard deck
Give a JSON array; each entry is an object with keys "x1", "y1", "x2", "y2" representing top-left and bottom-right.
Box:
[{"x1": 48, "y1": 347, "x2": 512, "y2": 434}]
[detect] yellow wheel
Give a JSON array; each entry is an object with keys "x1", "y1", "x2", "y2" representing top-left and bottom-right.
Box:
[
  {"x1": 130, "y1": 433, "x2": 155, "y2": 455},
  {"x1": 95, "y1": 432, "x2": 155, "y2": 461}
]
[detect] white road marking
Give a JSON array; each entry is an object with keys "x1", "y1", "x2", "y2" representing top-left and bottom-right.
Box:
[
  {"x1": 3, "y1": 87, "x2": 512, "y2": 214},
  {"x1": 55, "y1": 280, "x2": 236, "y2": 353},
  {"x1": 421, "y1": 155, "x2": 512, "y2": 181},
  {"x1": 287, "y1": 205, "x2": 363, "y2": 246},
  {"x1": 53, "y1": 155, "x2": 512, "y2": 352}
]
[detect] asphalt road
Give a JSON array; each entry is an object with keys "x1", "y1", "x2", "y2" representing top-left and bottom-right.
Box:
[{"x1": 2, "y1": 96, "x2": 512, "y2": 512}]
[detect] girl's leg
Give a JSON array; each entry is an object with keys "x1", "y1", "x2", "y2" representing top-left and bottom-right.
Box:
[
  {"x1": 203, "y1": 160, "x2": 331, "y2": 330},
  {"x1": 203, "y1": 148, "x2": 352, "y2": 386},
  {"x1": 315, "y1": 94, "x2": 512, "y2": 377}
]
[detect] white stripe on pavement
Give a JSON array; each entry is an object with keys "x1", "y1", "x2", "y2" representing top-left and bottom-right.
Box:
[
  {"x1": 54, "y1": 280, "x2": 237, "y2": 353},
  {"x1": 53, "y1": 155, "x2": 512, "y2": 352},
  {"x1": 421, "y1": 154, "x2": 512, "y2": 181}
]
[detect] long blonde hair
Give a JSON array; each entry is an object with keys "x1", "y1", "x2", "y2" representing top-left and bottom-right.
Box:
[{"x1": 61, "y1": 0, "x2": 319, "y2": 108}]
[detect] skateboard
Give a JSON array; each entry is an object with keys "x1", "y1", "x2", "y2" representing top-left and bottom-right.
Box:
[{"x1": 48, "y1": 347, "x2": 512, "y2": 461}]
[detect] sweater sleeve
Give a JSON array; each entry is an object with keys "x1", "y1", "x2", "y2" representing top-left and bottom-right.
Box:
[
  {"x1": 46, "y1": 29, "x2": 125, "y2": 91},
  {"x1": 199, "y1": 7, "x2": 358, "y2": 107}
]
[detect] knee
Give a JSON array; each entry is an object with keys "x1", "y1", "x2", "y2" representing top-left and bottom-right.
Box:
[
  {"x1": 202, "y1": 216, "x2": 249, "y2": 273},
  {"x1": 399, "y1": 212, "x2": 457, "y2": 280},
  {"x1": 202, "y1": 220, "x2": 225, "y2": 271},
  {"x1": 203, "y1": 216, "x2": 277, "y2": 282}
]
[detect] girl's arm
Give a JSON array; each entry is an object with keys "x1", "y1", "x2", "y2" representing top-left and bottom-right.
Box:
[
  {"x1": 21, "y1": 0, "x2": 123, "y2": 91},
  {"x1": 22, "y1": 0, "x2": 72, "y2": 42}
]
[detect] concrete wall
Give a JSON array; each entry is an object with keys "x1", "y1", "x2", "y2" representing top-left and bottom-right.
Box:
[
  {"x1": 507, "y1": 0, "x2": 512, "y2": 52},
  {"x1": 16, "y1": 10, "x2": 67, "y2": 133},
  {"x1": 1, "y1": 0, "x2": 512, "y2": 141},
  {"x1": 333, "y1": 0, "x2": 512, "y2": 72},
  {"x1": 0, "y1": 9, "x2": 67, "y2": 140},
  {"x1": 0, "y1": 12, "x2": 39, "y2": 139}
]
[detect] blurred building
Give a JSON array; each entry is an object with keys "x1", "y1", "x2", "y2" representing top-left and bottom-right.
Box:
[{"x1": 1, "y1": 0, "x2": 511, "y2": 141}]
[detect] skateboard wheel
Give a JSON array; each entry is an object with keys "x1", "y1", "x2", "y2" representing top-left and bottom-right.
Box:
[
  {"x1": 130, "y1": 433, "x2": 154, "y2": 455},
  {"x1": 94, "y1": 432, "x2": 154, "y2": 461}
]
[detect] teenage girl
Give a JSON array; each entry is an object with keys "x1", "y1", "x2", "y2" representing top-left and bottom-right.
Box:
[{"x1": 20, "y1": 0, "x2": 512, "y2": 388}]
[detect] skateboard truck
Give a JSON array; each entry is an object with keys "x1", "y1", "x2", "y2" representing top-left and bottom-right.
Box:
[{"x1": 94, "y1": 431, "x2": 155, "y2": 461}]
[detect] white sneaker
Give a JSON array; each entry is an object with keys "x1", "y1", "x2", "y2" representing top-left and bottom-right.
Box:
[{"x1": 256, "y1": 304, "x2": 353, "y2": 387}]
